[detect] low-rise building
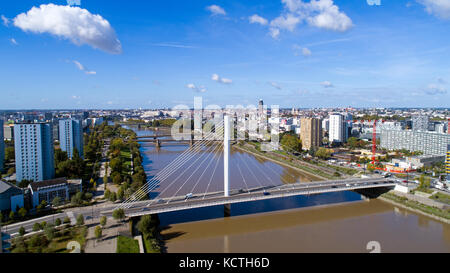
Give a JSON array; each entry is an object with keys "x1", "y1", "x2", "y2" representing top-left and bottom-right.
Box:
[
  {"x1": 0, "y1": 180, "x2": 24, "y2": 212},
  {"x1": 28, "y1": 177, "x2": 70, "y2": 208}
]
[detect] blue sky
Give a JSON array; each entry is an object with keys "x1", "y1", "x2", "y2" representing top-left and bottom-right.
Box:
[{"x1": 0, "y1": 0, "x2": 450, "y2": 109}]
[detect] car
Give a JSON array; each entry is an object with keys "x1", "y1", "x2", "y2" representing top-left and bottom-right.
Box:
[
  {"x1": 263, "y1": 192, "x2": 271, "y2": 196},
  {"x1": 332, "y1": 186, "x2": 338, "y2": 189},
  {"x1": 345, "y1": 184, "x2": 351, "y2": 187},
  {"x1": 156, "y1": 199, "x2": 165, "y2": 204},
  {"x1": 185, "y1": 193, "x2": 193, "y2": 200}
]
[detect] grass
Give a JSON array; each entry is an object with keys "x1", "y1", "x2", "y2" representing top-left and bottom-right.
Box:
[
  {"x1": 430, "y1": 192, "x2": 450, "y2": 205},
  {"x1": 381, "y1": 192, "x2": 450, "y2": 220},
  {"x1": 9, "y1": 225, "x2": 87, "y2": 253},
  {"x1": 143, "y1": 235, "x2": 161, "y2": 253},
  {"x1": 116, "y1": 235, "x2": 140, "y2": 253}
]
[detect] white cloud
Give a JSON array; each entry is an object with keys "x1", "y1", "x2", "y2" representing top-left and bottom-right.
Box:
[
  {"x1": 13, "y1": 4, "x2": 122, "y2": 54},
  {"x1": 294, "y1": 44, "x2": 312, "y2": 56},
  {"x1": 426, "y1": 83, "x2": 447, "y2": 95},
  {"x1": 268, "y1": 82, "x2": 282, "y2": 90},
  {"x1": 257, "y1": 0, "x2": 353, "y2": 39},
  {"x1": 186, "y1": 83, "x2": 207, "y2": 93},
  {"x1": 320, "y1": 81, "x2": 334, "y2": 88},
  {"x1": 249, "y1": 14, "x2": 268, "y2": 25},
  {"x1": 10, "y1": 38, "x2": 18, "y2": 45},
  {"x1": 71, "y1": 95, "x2": 81, "y2": 100},
  {"x1": 212, "y1": 73, "x2": 233, "y2": 84},
  {"x1": 417, "y1": 0, "x2": 450, "y2": 19},
  {"x1": 1, "y1": 15, "x2": 9, "y2": 26},
  {"x1": 206, "y1": 5, "x2": 226, "y2": 16},
  {"x1": 73, "y1": 60, "x2": 96, "y2": 75}
]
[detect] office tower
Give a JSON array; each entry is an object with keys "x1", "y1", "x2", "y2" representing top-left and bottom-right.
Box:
[
  {"x1": 412, "y1": 115, "x2": 429, "y2": 131},
  {"x1": 322, "y1": 119, "x2": 330, "y2": 132},
  {"x1": 0, "y1": 119, "x2": 4, "y2": 172},
  {"x1": 329, "y1": 114, "x2": 346, "y2": 143},
  {"x1": 14, "y1": 122, "x2": 55, "y2": 182},
  {"x1": 300, "y1": 118, "x2": 322, "y2": 150},
  {"x1": 59, "y1": 119, "x2": 84, "y2": 159},
  {"x1": 3, "y1": 125, "x2": 14, "y2": 141}
]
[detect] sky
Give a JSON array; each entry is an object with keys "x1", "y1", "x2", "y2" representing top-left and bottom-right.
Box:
[{"x1": 0, "y1": 0, "x2": 450, "y2": 109}]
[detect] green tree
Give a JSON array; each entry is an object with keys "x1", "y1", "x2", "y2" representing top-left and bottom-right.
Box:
[
  {"x1": 40, "y1": 221, "x2": 47, "y2": 230},
  {"x1": 95, "y1": 226, "x2": 103, "y2": 240},
  {"x1": 19, "y1": 226, "x2": 26, "y2": 237},
  {"x1": 100, "y1": 216, "x2": 107, "y2": 227},
  {"x1": 5, "y1": 147, "x2": 15, "y2": 162},
  {"x1": 137, "y1": 215, "x2": 155, "y2": 236},
  {"x1": 63, "y1": 217, "x2": 71, "y2": 225},
  {"x1": 44, "y1": 225, "x2": 55, "y2": 240},
  {"x1": 9, "y1": 210, "x2": 15, "y2": 221},
  {"x1": 18, "y1": 207, "x2": 27, "y2": 219},
  {"x1": 32, "y1": 223, "x2": 40, "y2": 232},
  {"x1": 281, "y1": 134, "x2": 302, "y2": 153},
  {"x1": 117, "y1": 187, "x2": 124, "y2": 201},
  {"x1": 55, "y1": 218, "x2": 62, "y2": 226},
  {"x1": 76, "y1": 214, "x2": 85, "y2": 226},
  {"x1": 315, "y1": 148, "x2": 332, "y2": 160},
  {"x1": 112, "y1": 208, "x2": 125, "y2": 222},
  {"x1": 52, "y1": 196, "x2": 62, "y2": 207}
]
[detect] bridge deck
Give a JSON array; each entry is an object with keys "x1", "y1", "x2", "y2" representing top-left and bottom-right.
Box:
[{"x1": 105, "y1": 178, "x2": 395, "y2": 217}]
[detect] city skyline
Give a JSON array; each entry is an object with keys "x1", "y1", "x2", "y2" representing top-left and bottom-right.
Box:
[{"x1": 1, "y1": 0, "x2": 450, "y2": 109}]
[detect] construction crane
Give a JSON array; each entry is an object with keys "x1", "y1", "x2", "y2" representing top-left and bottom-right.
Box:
[{"x1": 372, "y1": 120, "x2": 377, "y2": 165}]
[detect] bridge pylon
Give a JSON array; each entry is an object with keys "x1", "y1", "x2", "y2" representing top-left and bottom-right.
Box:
[{"x1": 224, "y1": 115, "x2": 230, "y2": 197}]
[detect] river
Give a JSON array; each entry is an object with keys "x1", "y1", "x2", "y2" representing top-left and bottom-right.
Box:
[{"x1": 129, "y1": 126, "x2": 450, "y2": 253}]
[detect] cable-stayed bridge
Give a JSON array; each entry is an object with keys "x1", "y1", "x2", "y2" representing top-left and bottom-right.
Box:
[{"x1": 108, "y1": 116, "x2": 395, "y2": 217}]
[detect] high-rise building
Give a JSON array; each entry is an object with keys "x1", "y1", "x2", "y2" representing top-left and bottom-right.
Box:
[
  {"x1": 412, "y1": 115, "x2": 429, "y2": 131},
  {"x1": 380, "y1": 128, "x2": 450, "y2": 155},
  {"x1": 0, "y1": 119, "x2": 4, "y2": 172},
  {"x1": 300, "y1": 118, "x2": 322, "y2": 150},
  {"x1": 59, "y1": 119, "x2": 84, "y2": 159},
  {"x1": 14, "y1": 122, "x2": 55, "y2": 182},
  {"x1": 329, "y1": 114, "x2": 346, "y2": 143}
]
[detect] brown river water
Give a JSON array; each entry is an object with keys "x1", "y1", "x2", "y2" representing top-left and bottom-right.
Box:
[{"x1": 129, "y1": 126, "x2": 450, "y2": 253}]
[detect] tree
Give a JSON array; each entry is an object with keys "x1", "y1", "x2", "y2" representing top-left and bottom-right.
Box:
[
  {"x1": 33, "y1": 223, "x2": 40, "y2": 232},
  {"x1": 18, "y1": 207, "x2": 27, "y2": 219},
  {"x1": 137, "y1": 215, "x2": 155, "y2": 236},
  {"x1": 100, "y1": 216, "x2": 107, "y2": 227},
  {"x1": 44, "y1": 225, "x2": 55, "y2": 240},
  {"x1": 5, "y1": 147, "x2": 15, "y2": 162},
  {"x1": 95, "y1": 226, "x2": 103, "y2": 240},
  {"x1": 117, "y1": 187, "x2": 124, "y2": 201},
  {"x1": 71, "y1": 192, "x2": 84, "y2": 206},
  {"x1": 315, "y1": 148, "x2": 332, "y2": 160},
  {"x1": 76, "y1": 214, "x2": 85, "y2": 226},
  {"x1": 55, "y1": 218, "x2": 62, "y2": 226},
  {"x1": 281, "y1": 134, "x2": 302, "y2": 153},
  {"x1": 112, "y1": 208, "x2": 125, "y2": 222},
  {"x1": 40, "y1": 221, "x2": 47, "y2": 230},
  {"x1": 9, "y1": 210, "x2": 15, "y2": 221},
  {"x1": 63, "y1": 217, "x2": 71, "y2": 225},
  {"x1": 54, "y1": 149, "x2": 69, "y2": 164},
  {"x1": 52, "y1": 196, "x2": 62, "y2": 207},
  {"x1": 19, "y1": 226, "x2": 26, "y2": 237}
]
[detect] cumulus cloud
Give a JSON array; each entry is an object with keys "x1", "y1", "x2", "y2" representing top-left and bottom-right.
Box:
[
  {"x1": 212, "y1": 74, "x2": 232, "y2": 84},
  {"x1": 417, "y1": 0, "x2": 450, "y2": 19},
  {"x1": 73, "y1": 60, "x2": 96, "y2": 75},
  {"x1": 320, "y1": 81, "x2": 334, "y2": 88},
  {"x1": 249, "y1": 14, "x2": 268, "y2": 25},
  {"x1": 254, "y1": 0, "x2": 353, "y2": 39},
  {"x1": 1, "y1": 15, "x2": 9, "y2": 26},
  {"x1": 206, "y1": 5, "x2": 226, "y2": 16},
  {"x1": 268, "y1": 82, "x2": 282, "y2": 90},
  {"x1": 186, "y1": 83, "x2": 207, "y2": 93},
  {"x1": 13, "y1": 4, "x2": 122, "y2": 54}
]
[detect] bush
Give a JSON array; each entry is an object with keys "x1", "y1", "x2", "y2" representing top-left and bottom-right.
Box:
[
  {"x1": 33, "y1": 223, "x2": 40, "y2": 232},
  {"x1": 76, "y1": 214, "x2": 84, "y2": 226},
  {"x1": 63, "y1": 217, "x2": 71, "y2": 224}
]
